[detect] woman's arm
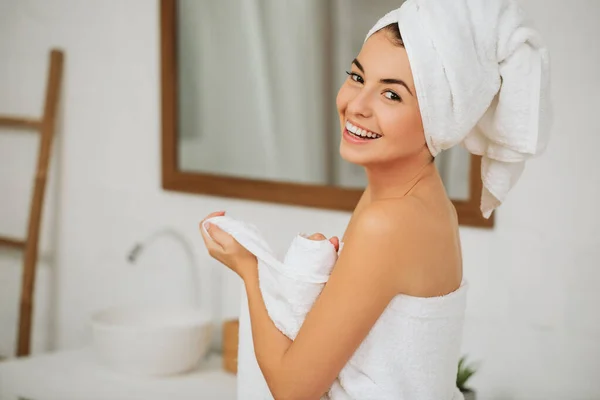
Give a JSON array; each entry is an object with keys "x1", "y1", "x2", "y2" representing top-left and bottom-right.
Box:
[{"x1": 243, "y1": 200, "x2": 420, "y2": 400}]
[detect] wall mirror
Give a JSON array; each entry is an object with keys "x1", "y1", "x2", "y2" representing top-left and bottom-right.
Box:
[{"x1": 160, "y1": 0, "x2": 493, "y2": 228}]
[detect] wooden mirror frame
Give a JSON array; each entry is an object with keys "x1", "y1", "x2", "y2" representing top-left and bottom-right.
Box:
[{"x1": 159, "y1": 0, "x2": 493, "y2": 228}]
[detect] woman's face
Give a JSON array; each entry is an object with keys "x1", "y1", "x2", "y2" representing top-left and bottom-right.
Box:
[{"x1": 336, "y1": 30, "x2": 425, "y2": 167}]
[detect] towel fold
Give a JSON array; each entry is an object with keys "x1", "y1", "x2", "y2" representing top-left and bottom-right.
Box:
[
  {"x1": 204, "y1": 216, "x2": 467, "y2": 400},
  {"x1": 366, "y1": 0, "x2": 552, "y2": 217}
]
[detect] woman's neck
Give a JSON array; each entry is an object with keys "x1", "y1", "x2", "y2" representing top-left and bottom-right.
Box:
[{"x1": 365, "y1": 151, "x2": 436, "y2": 201}]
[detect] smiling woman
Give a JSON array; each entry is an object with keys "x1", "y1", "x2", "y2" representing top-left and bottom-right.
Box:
[
  {"x1": 189, "y1": 0, "x2": 551, "y2": 397},
  {"x1": 194, "y1": 0, "x2": 550, "y2": 396},
  {"x1": 160, "y1": 0, "x2": 492, "y2": 227}
]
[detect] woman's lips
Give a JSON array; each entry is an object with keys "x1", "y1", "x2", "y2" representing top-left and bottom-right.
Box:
[{"x1": 343, "y1": 128, "x2": 380, "y2": 144}]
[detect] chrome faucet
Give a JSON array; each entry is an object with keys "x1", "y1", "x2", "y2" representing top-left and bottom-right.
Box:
[{"x1": 126, "y1": 227, "x2": 199, "y2": 308}]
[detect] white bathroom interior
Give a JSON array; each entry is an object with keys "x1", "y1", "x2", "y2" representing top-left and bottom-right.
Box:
[{"x1": 0, "y1": 0, "x2": 599, "y2": 399}]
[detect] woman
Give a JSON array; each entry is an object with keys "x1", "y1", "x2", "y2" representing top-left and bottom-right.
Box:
[{"x1": 200, "y1": 1, "x2": 549, "y2": 398}]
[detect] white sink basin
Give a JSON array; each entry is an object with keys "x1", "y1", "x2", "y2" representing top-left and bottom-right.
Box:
[{"x1": 90, "y1": 306, "x2": 213, "y2": 377}]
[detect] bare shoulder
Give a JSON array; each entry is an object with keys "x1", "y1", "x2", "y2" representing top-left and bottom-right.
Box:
[
  {"x1": 353, "y1": 195, "x2": 427, "y2": 234},
  {"x1": 347, "y1": 196, "x2": 462, "y2": 297}
]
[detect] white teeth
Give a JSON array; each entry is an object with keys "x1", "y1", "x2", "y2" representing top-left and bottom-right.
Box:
[{"x1": 345, "y1": 121, "x2": 381, "y2": 139}]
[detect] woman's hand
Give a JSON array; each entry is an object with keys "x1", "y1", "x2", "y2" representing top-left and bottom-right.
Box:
[
  {"x1": 306, "y1": 232, "x2": 340, "y2": 252},
  {"x1": 199, "y1": 211, "x2": 257, "y2": 281}
]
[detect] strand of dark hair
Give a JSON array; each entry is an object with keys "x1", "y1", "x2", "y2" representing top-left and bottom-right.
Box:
[{"x1": 383, "y1": 23, "x2": 404, "y2": 47}]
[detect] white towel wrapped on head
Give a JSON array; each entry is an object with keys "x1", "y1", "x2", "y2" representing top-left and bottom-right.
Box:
[{"x1": 366, "y1": 0, "x2": 552, "y2": 217}]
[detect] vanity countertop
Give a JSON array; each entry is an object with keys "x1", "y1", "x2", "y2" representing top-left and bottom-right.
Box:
[{"x1": 0, "y1": 347, "x2": 236, "y2": 400}]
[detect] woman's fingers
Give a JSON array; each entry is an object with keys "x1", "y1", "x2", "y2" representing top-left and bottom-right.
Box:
[
  {"x1": 329, "y1": 236, "x2": 340, "y2": 252},
  {"x1": 307, "y1": 233, "x2": 327, "y2": 241},
  {"x1": 205, "y1": 223, "x2": 235, "y2": 248},
  {"x1": 199, "y1": 218, "x2": 226, "y2": 262},
  {"x1": 200, "y1": 222, "x2": 222, "y2": 251},
  {"x1": 201, "y1": 211, "x2": 225, "y2": 226},
  {"x1": 199, "y1": 211, "x2": 226, "y2": 238},
  {"x1": 306, "y1": 233, "x2": 340, "y2": 252}
]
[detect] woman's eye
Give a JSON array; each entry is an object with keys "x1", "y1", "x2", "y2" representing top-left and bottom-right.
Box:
[
  {"x1": 384, "y1": 91, "x2": 401, "y2": 102},
  {"x1": 345, "y1": 71, "x2": 364, "y2": 84}
]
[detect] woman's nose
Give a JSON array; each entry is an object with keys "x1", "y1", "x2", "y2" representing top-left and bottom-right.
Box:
[{"x1": 346, "y1": 90, "x2": 373, "y2": 119}]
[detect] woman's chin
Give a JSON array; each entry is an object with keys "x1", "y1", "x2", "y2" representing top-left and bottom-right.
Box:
[{"x1": 339, "y1": 146, "x2": 371, "y2": 166}]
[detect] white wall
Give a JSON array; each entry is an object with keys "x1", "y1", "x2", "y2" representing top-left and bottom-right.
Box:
[{"x1": 0, "y1": 1, "x2": 598, "y2": 399}]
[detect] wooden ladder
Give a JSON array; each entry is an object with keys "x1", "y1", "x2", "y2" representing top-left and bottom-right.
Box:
[{"x1": 0, "y1": 49, "x2": 64, "y2": 357}]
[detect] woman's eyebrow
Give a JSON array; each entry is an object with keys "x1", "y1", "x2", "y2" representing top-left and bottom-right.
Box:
[
  {"x1": 380, "y1": 78, "x2": 414, "y2": 96},
  {"x1": 352, "y1": 58, "x2": 414, "y2": 97},
  {"x1": 352, "y1": 58, "x2": 365, "y2": 73}
]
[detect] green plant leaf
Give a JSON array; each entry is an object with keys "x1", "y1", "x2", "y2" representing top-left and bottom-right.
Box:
[{"x1": 456, "y1": 355, "x2": 478, "y2": 390}]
